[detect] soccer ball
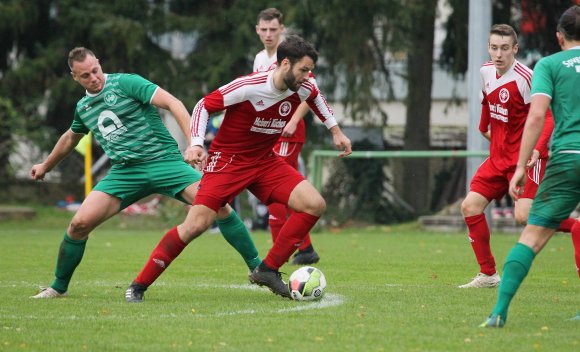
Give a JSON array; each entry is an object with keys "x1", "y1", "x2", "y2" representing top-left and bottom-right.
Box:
[{"x1": 288, "y1": 266, "x2": 326, "y2": 301}]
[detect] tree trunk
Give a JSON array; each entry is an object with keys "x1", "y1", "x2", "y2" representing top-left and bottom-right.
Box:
[{"x1": 402, "y1": 0, "x2": 437, "y2": 215}]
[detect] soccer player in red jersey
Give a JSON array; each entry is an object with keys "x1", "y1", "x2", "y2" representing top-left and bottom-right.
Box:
[
  {"x1": 459, "y1": 24, "x2": 577, "y2": 288},
  {"x1": 254, "y1": 8, "x2": 320, "y2": 265},
  {"x1": 126, "y1": 35, "x2": 352, "y2": 299}
]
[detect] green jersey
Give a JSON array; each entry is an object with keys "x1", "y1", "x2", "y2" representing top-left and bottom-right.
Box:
[
  {"x1": 530, "y1": 47, "x2": 580, "y2": 154},
  {"x1": 71, "y1": 73, "x2": 183, "y2": 164}
]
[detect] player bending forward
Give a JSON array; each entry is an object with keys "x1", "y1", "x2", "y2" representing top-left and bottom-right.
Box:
[{"x1": 125, "y1": 35, "x2": 352, "y2": 300}]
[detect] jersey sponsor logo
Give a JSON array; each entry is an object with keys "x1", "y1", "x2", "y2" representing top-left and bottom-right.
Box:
[
  {"x1": 499, "y1": 88, "x2": 510, "y2": 103},
  {"x1": 250, "y1": 116, "x2": 287, "y2": 134},
  {"x1": 489, "y1": 103, "x2": 508, "y2": 123},
  {"x1": 279, "y1": 101, "x2": 292, "y2": 116},
  {"x1": 98, "y1": 110, "x2": 128, "y2": 141},
  {"x1": 104, "y1": 91, "x2": 118, "y2": 106}
]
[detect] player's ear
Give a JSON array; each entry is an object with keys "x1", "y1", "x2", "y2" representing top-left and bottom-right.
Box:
[{"x1": 513, "y1": 43, "x2": 519, "y2": 54}]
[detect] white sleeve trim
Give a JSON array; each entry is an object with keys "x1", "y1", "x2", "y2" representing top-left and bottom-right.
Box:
[{"x1": 531, "y1": 92, "x2": 552, "y2": 100}]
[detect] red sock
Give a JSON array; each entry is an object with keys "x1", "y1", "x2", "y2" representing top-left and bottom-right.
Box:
[
  {"x1": 464, "y1": 213, "x2": 496, "y2": 276},
  {"x1": 298, "y1": 234, "x2": 312, "y2": 251},
  {"x1": 285, "y1": 208, "x2": 313, "y2": 251},
  {"x1": 571, "y1": 220, "x2": 580, "y2": 278},
  {"x1": 264, "y1": 212, "x2": 319, "y2": 269},
  {"x1": 268, "y1": 202, "x2": 287, "y2": 243},
  {"x1": 557, "y1": 218, "x2": 576, "y2": 233},
  {"x1": 134, "y1": 227, "x2": 187, "y2": 287}
]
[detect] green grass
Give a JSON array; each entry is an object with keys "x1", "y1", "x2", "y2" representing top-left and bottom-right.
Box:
[{"x1": 1, "y1": 207, "x2": 579, "y2": 351}]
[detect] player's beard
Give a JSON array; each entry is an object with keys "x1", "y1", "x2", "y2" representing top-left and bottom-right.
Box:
[{"x1": 283, "y1": 70, "x2": 300, "y2": 92}]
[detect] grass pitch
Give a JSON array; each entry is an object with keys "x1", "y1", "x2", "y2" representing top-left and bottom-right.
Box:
[{"x1": 0, "y1": 206, "x2": 579, "y2": 351}]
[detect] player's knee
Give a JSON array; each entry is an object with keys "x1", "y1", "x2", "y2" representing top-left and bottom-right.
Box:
[
  {"x1": 461, "y1": 199, "x2": 477, "y2": 217},
  {"x1": 68, "y1": 217, "x2": 93, "y2": 239},
  {"x1": 514, "y1": 211, "x2": 528, "y2": 225},
  {"x1": 306, "y1": 196, "x2": 326, "y2": 216},
  {"x1": 179, "y1": 219, "x2": 212, "y2": 242}
]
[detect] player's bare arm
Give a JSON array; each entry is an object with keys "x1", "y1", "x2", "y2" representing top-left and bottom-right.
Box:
[
  {"x1": 509, "y1": 94, "x2": 551, "y2": 200},
  {"x1": 329, "y1": 125, "x2": 352, "y2": 158},
  {"x1": 150, "y1": 88, "x2": 195, "y2": 163},
  {"x1": 480, "y1": 130, "x2": 491, "y2": 141},
  {"x1": 31, "y1": 129, "x2": 84, "y2": 181}
]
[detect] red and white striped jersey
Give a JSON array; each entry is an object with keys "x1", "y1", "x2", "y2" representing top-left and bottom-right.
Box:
[
  {"x1": 190, "y1": 70, "x2": 337, "y2": 162},
  {"x1": 253, "y1": 49, "x2": 307, "y2": 144},
  {"x1": 479, "y1": 60, "x2": 553, "y2": 171}
]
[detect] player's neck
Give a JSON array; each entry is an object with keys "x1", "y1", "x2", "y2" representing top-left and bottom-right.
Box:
[
  {"x1": 272, "y1": 69, "x2": 288, "y2": 91},
  {"x1": 265, "y1": 47, "x2": 277, "y2": 58},
  {"x1": 562, "y1": 40, "x2": 580, "y2": 50},
  {"x1": 496, "y1": 60, "x2": 515, "y2": 77}
]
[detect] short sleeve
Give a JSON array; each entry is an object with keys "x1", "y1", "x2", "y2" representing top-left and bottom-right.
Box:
[
  {"x1": 118, "y1": 74, "x2": 159, "y2": 104},
  {"x1": 70, "y1": 109, "x2": 89, "y2": 134},
  {"x1": 530, "y1": 58, "x2": 553, "y2": 98}
]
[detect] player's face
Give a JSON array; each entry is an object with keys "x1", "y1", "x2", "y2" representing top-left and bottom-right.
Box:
[
  {"x1": 282, "y1": 56, "x2": 315, "y2": 92},
  {"x1": 256, "y1": 19, "x2": 285, "y2": 51},
  {"x1": 488, "y1": 34, "x2": 518, "y2": 75},
  {"x1": 71, "y1": 55, "x2": 105, "y2": 94}
]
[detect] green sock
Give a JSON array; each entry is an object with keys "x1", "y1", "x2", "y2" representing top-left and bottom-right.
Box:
[
  {"x1": 217, "y1": 209, "x2": 261, "y2": 271},
  {"x1": 491, "y1": 242, "x2": 535, "y2": 321},
  {"x1": 51, "y1": 232, "x2": 87, "y2": 293}
]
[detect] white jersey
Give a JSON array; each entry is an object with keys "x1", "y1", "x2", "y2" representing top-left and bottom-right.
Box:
[{"x1": 253, "y1": 49, "x2": 277, "y2": 72}]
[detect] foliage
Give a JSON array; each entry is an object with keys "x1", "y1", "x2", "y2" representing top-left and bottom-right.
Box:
[
  {"x1": 1, "y1": 208, "x2": 579, "y2": 351},
  {"x1": 439, "y1": 0, "x2": 577, "y2": 77},
  {"x1": 293, "y1": 0, "x2": 404, "y2": 125},
  {"x1": 322, "y1": 139, "x2": 413, "y2": 225}
]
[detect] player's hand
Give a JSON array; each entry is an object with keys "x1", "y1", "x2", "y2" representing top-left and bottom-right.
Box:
[
  {"x1": 509, "y1": 166, "x2": 526, "y2": 201},
  {"x1": 526, "y1": 149, "x2": 540, "y2": 168},
  {"x1": 185, "y1": 146, "x2": 207, "y2": 169},
  {"x1": 31, "y1": 164, "x2": 48, "y2": 181},
  {"x1": 281, "y1": 121, "x2": 297, "y2": 138},
  {"x1": 332, "y1": 131, "x2": 352, "y2": 158}
]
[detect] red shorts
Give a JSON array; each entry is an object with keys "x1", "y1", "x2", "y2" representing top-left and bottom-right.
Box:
[
  {"x1": 194, "y1": 152, "x2": 305, "y2": 212},
  {"x1": 470, "y1": 157, "x2": 547, "y2": 201},
  {"x1": 272, "y1": 141, "x2": 303, "y2": 170}
]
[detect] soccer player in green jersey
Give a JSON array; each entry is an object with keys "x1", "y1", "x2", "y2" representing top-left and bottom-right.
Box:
[
  {"x1": 480, "y1": 5, "x2": 580, "y2": 327},
  {"x1": 30, "y1": 47, "x2": 261, "y2": 301}
]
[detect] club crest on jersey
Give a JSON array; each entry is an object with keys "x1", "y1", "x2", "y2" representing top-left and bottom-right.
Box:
[
  {"x1": 499, "y1": 88, "x2": 509, "y2": 103},
  {"x1": 279, "y1": 101, "x2": 292, "y2": 116},
  {"x1": 104, "y1": 92, "x2": 118, "y2": 106}
]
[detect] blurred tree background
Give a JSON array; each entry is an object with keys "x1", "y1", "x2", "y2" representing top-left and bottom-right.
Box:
[{"x1": 1, "y1": 0, "x2": 577, "y2": 222}]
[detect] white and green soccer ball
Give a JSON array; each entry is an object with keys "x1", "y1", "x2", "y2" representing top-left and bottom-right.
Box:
[{"x1": 288, "y1": 266, "x2": 326, "y2": 301}]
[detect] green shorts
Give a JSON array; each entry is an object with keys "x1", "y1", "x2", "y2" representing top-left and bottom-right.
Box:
[
  {"x1": 93, "y1": 158, "x2": 201, "y2": 211},
  {"x1": 528, "y1": 152, "x2": 580, "y2": 228}
]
